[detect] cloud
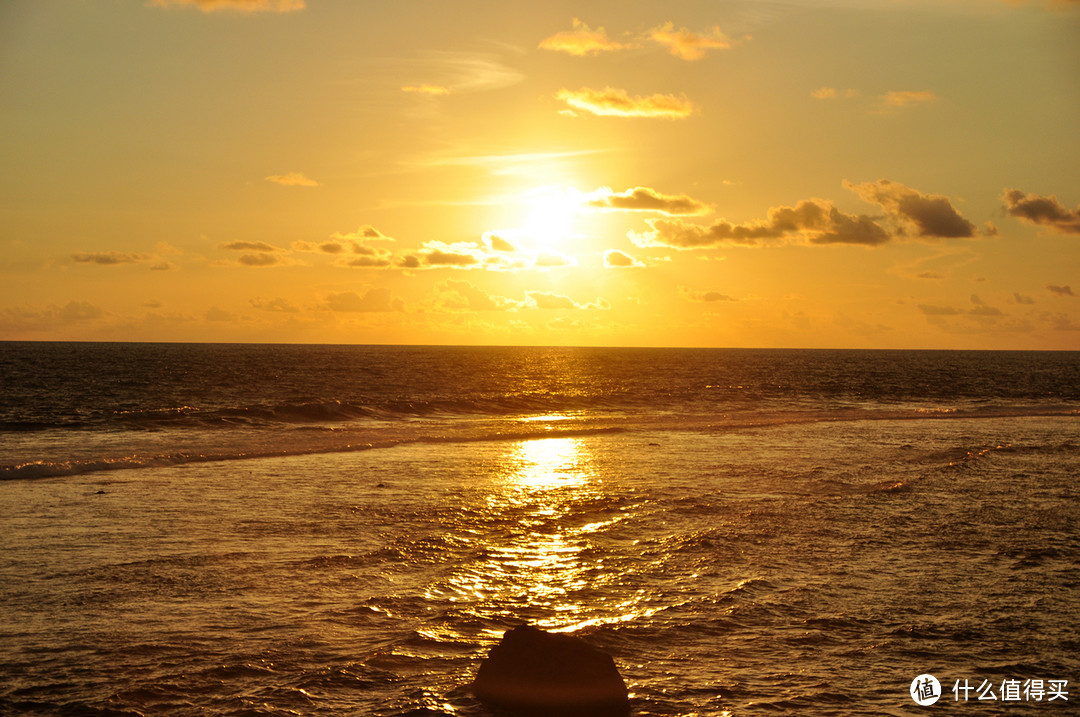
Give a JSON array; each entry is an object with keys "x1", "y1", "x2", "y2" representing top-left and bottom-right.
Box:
[
  {"x1": 72, "y1": 251, "x2": 152, "y2": 265},
  {"x1": 1013, "y1": 293, "x2": 1036, "y2": 305},
  {"x1": 1002, "y1": 189, "x2": 1080, "y2": 234},
  {"x1": 221, "y1": 240, "x2": 283, "y2": 252},
  {"x1": 539, "y1": 18, "x2": 628, "y2": 56},
  {"x1": 1047, "y1": 284, "x2": 1075, "y2": 296},
  {"x1": 291, "y1": 226, "x2": 395, "y2": 267},
  {"x1": 402, "y1": 52, "x2": 524, "y2": 96},
  {"x1": 323, "y1": 288, "x2": 403, "y2": 313},
  {"x1": 648, "y1": 22, "x2": 732, "y2": 60},
  {"x1": 555, "y1": 87, "x2": 696, "y2": 119},
  {"x1": 265, "y1": 172, "x2": 320, "y2": 187},
  {"x1": 811, "y1": 87, "x2": 860, "y2": 100},
  {"x1": 410, "y1": 241, "x2": 523, "y2": 270},
  {"x1": 633, "y1": 199, "x2": 890, "y2": 248},
  {"x1": 250, "y1": 297, "x2": 299, "y2": 313},
  {"x1": 205, "y1": 306, "x2": 235, "y2": 322},
  {"x1": 878, "y1": 90, "x2": 937, "y2": 109},
  {"x1": 918, "y1": 295, "x2": 1006, "y2": 319},
  {"x1": 681, "y1": 287, "x2": 736, "y2": 302},
  {"x1": 631, "y1": 180, "x2": 983, "y2": 249},
  {"x1": 604, "y1": 250, "x2": 645, "y2": 268},
  {"x1": 436, "y1": 280, "x2": 522, "y2": 311},
  {"x1": 535, "y1": 252, "x2": 575, "y2": 268},
  {"x1": 525, "y1": 291, "x2": 609, "y2": 310},
  {"x1": 238, "y1": 253, "x2": 280, "y2": 267},
  {"x1": 401, "y1": 84, "x2": 451, "y2": 95},
  {"x1": 482, "y1": 232, "x2": 517, "y2": 252},
  {"x1": 147, "y1": 0, "x2": 304, "y2": 13},
  {"x1": 844, "y1": 179, "x2": 978, "y2": 238},
  {"x1": 587, "y1": 186, "x2": 711, "y2": 215}
]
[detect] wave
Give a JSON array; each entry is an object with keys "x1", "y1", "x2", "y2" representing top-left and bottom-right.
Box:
[{"x1": 2, "y1": 402, "x2": 1076, "y2": 482}]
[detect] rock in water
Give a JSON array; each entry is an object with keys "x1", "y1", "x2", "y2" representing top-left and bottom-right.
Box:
[{"x1": 471, "y1": 624, "x2": 630, "y2": 716}]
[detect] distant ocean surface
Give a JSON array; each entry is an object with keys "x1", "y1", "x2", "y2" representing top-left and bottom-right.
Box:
[{"x1": 1, "y1": 343, "x2": 1078, "y2": 715}]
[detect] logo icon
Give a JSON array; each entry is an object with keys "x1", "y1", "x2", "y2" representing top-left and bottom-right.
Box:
[{"x1": 911, "y1": 674, "x2": 941, "y2": 705}]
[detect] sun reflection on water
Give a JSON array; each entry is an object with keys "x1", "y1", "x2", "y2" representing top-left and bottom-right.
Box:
[{"x1": 423, "y1": 431, "x2": 655, "y2": 633}]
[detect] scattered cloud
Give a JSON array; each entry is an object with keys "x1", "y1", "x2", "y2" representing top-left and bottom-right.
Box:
[
  {"x1": 587, "y1": 186, "x2": 712, "y2": 215},
  {"x1": 72, "y1": 251, "x2": 152, "y2": 265},
  {"x1": 1013, "y1": 293, "x2": 1036, "y2": 305},
  {"x1": 404, "y1": 52, "x2": 524, "y2": 96},
  {"x1": 648, "y1": 22, "x2": 732, "y2": 60},
  {"x1": 220, "y1": 240, "x2": 284, "y2": 252},
  {"x1": 147, "y1": 0, "x2": 304, "y2": 13},
  {"x1": 918, "y1": 295, "x2": 1005, "y2": 321},
  {"x1": 604, "y1": 249, "x2": 645, "y2": 268},
  {"x1": 812, "y1": 87, "x2": 859, "y2": 100},
  {"x1": 265, "y1": 171, "x2": 320, "y2": 187},
  {"x1": 436, "y1": 280, "x2": 522, "y2": 311},
  {"x1": 539, "y1": 18, "x2": 628, "y2": 56},
  {"x1": 401, "y1": 84, "x2": 451, "y2": 95},
  {"x1": 878, "y1": 90, "x2": 937, "y2": 110},
  {"x1": 237, "y1": 253, "x2": 280, "y2": 267},
  {"x1": 323, "y1": 288, "x2": 403, "y2": 313},
  {"x1": 631, "y1": 180, "x2": 983, "y2": 249},
  {"x1": 525, "y1": 291, "x2": 609, "y2": 310},
  {"x1": 482, "y1": 232, "x2": 517, "y2": 252},
  {"x1": 1047, "y1": 284, "x2": 1075, "y2": 296},
  {"x1": 250, "y1": 297, "x2": 299, "y2": 312},
  {"x1": 0, "y1": 301, "x2": 104, "y2": 333},
  {"x1": 844, "y1": 179, "x2": 979, "y2": 238},
  {"x1": 633, "y1": 199, "x2": 890, "y2": 248},
  {"x1": 535, "y1": 252, "x2": 575, "y2": 268},
  {"x1": 1002, "y1": 189, "x2": 1080, "y2": 234},
  {"x1": 917, "y1": 272, "x2": 944, "y2": 280},
  {"x1": 681, "y1": 287, "x2": 736, "y2": 302},
  {"x1": 205, "y1": 306, "x2": 235, "y2": 322},
  {"x1": 556, "y1": 87, "x2": 696, "y2": 119}
]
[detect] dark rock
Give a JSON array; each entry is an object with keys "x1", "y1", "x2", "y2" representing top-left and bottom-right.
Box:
[{"x1": 471, "y1": 624, "x2": 630, "y2": 716}]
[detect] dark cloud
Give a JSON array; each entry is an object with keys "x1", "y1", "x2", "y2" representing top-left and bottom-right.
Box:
[
  {"x1": 323, "y1": 288, "x2": 403, "y2": 313},
  {"x1": 1002, "y1": 189, "x2": 1080, "y2": 234},
  {"x1": 633, "y1": 199, "x2": 889, "y2": 248},
  {"x1": 346, "y1": 256, "x2": 393, "y2": 268},
  {"x1": 845, "y1": 179, "x2": 978, "y2": 238},
  {"x1": 681, "y1": 287, "x2": 736, "y2": 302},
  {"x1": 424, "y1": 250, "x2": 481, "y2": 267},
  {"x1": 588, "y1": 186, "x2": 711, "y2": 215},
  {"x1": 72, "y1": 251, "x2": 152, "y2": 265},
  {"x1": 221, "y1": 241, "x2": 283, "y2": 252},
  {"x1": 1013, "y1": 293, "x2": 1036, "y2": 305},
  {"x1": 238, "y1": 253, "x2": 279, "y2": 266},
  {"x1": 1047, "y1": 284, "x2": 1075, "y2": 297}
]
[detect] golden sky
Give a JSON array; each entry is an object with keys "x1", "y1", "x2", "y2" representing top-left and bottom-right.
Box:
[{"x1": 2, "y1": 0, "x2": 1078, "y2": 348}]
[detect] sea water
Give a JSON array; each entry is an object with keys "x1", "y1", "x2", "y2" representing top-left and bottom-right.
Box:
[{"x1": 1, "y1": 343, "x2": 1078, "y2": 715}]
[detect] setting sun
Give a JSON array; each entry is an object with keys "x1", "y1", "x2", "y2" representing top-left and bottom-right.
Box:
[{"x1": 519, "y1": 186, "x2": 586, "y2": 253}]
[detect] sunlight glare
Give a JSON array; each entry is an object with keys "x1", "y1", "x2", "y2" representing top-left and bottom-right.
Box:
[{"x1": 520, "y1": 186, "x2": 585, "y2": 252}]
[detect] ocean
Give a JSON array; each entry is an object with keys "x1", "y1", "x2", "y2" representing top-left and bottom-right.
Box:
[{"x1": 1, "y1": 343, "x2": 1078, "y2": 716}]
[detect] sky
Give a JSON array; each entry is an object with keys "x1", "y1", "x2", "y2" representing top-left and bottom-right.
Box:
[{"x1": 1, "y1": 0, "x2": 1078, "y2": 349}]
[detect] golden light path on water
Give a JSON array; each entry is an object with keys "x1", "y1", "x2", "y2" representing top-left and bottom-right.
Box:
[{"x1": 424, "y1": 426, "x2": 662, "y2": 636}]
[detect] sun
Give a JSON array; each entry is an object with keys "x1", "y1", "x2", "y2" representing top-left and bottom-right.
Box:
[{"x1": 519, "y1": 186, "x2": 585, "y2": 252}]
